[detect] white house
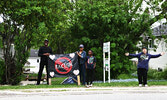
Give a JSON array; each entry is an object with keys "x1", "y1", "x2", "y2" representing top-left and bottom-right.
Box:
[
  {"x1": 0, "y1": 48, "x2": 45, "y2": 74},
  {"x1": 132, "y1": 25, "x2": 167, "y2": 69},
  {"x1": 148, "y1": 25, "x2": 167, "y2": 69},
  {"x1": 24, "y1": 49, "x2": 46, "y2": 74}
]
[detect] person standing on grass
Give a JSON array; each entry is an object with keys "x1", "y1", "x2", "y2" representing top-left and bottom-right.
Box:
[
  {"x1": 85, "y1": 50, "x2": 96, "y2": 87},
  {"x1": 77, "y1": 44, "x2": 87, "y2": 85},
  {"x1": 37, "y1": 39, "x2": 52, "y2": 85},
  {"x1": 125, "y1": 47, "x2": 164, "y2": 87}
]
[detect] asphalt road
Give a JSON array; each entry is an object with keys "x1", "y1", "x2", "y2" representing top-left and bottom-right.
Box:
[{"x1": 0, "y1": 86, "x2": 167, "y2": 100}]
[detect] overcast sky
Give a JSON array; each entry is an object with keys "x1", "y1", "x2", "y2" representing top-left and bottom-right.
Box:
[{"x1": 141, "y1": 0, "x2": 166, "y2": 28}]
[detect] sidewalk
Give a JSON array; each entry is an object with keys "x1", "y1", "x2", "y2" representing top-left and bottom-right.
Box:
[
  {"x1": 1, "y1": 86, "x2": 167, "y2": 100},
  {"x1": 1, "y1": 86, "x2": 167, "y2": 95}
]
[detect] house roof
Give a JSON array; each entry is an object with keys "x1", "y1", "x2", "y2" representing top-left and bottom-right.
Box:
[
  {"x1": 152, "y1": 24, "x2": 167, "y2": 36},
  {"x1": 30, "y1": 49, "x2": 38, "y2": 57}
]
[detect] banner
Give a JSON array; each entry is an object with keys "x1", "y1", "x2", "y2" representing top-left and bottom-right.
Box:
[{"x1": 48, "y1": 52, "x2": 79, "y2": 77}]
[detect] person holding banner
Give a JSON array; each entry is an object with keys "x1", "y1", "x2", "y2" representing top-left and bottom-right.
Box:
[
  {"x1": 125, "y1": 47, "x2": 164, "y2": 87},
  {"x1": 37, "y1": 39, "x2": 52, "y2": 85},
  {"x1": 77, "y1": 44, "x2": 86, "y2": 85},
  {"x1": 86, "y1": 50, "x2": 96, "y2": 87}
]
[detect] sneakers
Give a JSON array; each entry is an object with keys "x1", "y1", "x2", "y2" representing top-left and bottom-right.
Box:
[
  {"x1": 139, "y1": 84, "x2": 148, "y2": 87},
  {"x1": 85, "y1": 84, "x2": 93, "y2": 88},
  {"x1": 85, "y1": 85, "x2": 89, "y2": 88},
  {"x1": 89, "y1": 84, "x2": 93, "y2": 87},
  {"x1": 139, "y1": 84, "x2": 142, "y2": 87}
]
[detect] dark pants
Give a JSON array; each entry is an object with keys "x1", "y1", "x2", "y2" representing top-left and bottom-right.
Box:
[
  {"x1": 37, "y1": 62, "x2": 49, "y2": 85},
  {"x1": 86, "y1": 69, "x2": 94, "y2": 85},
  {"x1": 137, "y1": 68, "x2": 148, "y2": 85},
  {"x1": 79, "y1": 64, "x2": 86, "y2": 85}
]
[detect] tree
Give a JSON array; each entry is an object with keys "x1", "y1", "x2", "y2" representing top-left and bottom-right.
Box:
[
  {"x1": 47, "y1": 0, "x2": 76, "y2": 54},
  {"x1": 69, "y1": 0, "x2": 167, "y2": 79},
  {"x1": 0, "y1": 0, "x2": 166, "y2": 84},
  {"x1": 0, "y1": 0, "x2": 60, "y2": 84}
]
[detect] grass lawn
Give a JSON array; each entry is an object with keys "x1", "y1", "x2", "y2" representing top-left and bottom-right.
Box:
[
  {"x1": 94, "y1": 81, "x2": 167, "y2": 87},
  {"x1": 0, "y1": 79, "x2": 167, "y2": 90}
]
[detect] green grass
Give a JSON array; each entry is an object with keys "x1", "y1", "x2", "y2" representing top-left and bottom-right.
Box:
[
  {"x1": 0, "y1": 84, "x2": 82, "y2": 90},
  {"x1": 23, "y1": 73, "x2": 45, "y2": 78},
  {"x1": 0, "y1": 80, "x2": 167, "y2": 90},
  {"x1": 23, "y1": 66, "x2": 36, "y2": 68},
  {"x1": 94, "y1": 81, "x2": 167, "y2": 87}
]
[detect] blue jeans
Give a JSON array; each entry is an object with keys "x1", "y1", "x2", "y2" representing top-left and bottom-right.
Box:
[{"x1": 79, "y1": 64, "x2": 86, "y2": 85}]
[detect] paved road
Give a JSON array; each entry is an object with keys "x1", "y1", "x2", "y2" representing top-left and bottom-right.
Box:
[{"x1": 0, "y1": 86, "x2": 167, "y2": 100}]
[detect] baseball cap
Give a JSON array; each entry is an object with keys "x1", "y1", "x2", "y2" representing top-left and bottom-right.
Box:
[
  {"x1": 44, "y1": 39, "x2": 49, "y2": 42},
  {"x1": 79, "y1": 44, "x2": 84, "y2": 48}
]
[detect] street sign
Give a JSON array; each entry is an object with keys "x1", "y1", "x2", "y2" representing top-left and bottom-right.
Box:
[
  {"x1": 103, "y1": 42, "x2": 110, "y2": 52},
  {"x1": 105, "y1": 58, "x2": 109, "y2": 71},
  {"x1": 103, "y1": 42, "x2": 110, "y2": 83}
]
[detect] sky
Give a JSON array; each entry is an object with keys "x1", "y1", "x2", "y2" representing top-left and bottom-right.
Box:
[{"x1": 141, "y1": 0, "x2": 166, "y2": 28}]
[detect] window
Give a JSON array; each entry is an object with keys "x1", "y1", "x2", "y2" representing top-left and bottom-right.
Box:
[{"x1": 148, "y1": 39, "x2": 154, "y2": 48}]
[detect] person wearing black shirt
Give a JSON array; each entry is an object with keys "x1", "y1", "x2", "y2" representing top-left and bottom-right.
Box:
[
  {"x1": 86, "y1": 50, "x2": 96, "y2": 87},
  {"x1": 37, "y1": 39, "x2": 52, "y2": 85}
]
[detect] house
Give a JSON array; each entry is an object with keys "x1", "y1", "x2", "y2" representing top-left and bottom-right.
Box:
[
  {"x1": 24, "y1": 49, "x2": 46, "y2": 74},
  {"x1": 132, "y1": 24, "x2": 167, "y2": 69},
  {"x1": 148, "y1": 25, "x2": 167, "y2": 69},
  {"x1": 1, "y1": 47, "x2": 44, "y2": 73}
]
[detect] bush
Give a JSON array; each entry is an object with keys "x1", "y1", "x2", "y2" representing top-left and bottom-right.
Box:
[
  {"x1": 94, "y1": 66, "x2": 103, "y2": 81},
  {"x1": 147, "y1": 68, "x2": 164, "y2": 80},
  {"x1": 116, "y1": 67, "x2": 167, "y2": 80},
  {"x1": 117, "y1": 73, "x2": 137, "y2": 79},
  {"x1": 115, "y1": 65, "x2": 137, "y2": 79},
  {"x1": 161, "y1": 67, "x2": 167, "y2": 80},
  {"x1": 0, "y1": 59, "x2": 5, "y2": 84}
]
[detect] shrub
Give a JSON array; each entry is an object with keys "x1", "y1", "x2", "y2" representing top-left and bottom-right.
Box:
[
  {"x1": 161, "y1": 67, "x2": 167, "y2": 80},
  {"x1": 0, "y1": 59, "x2": 5, "y2": 84},
  {"x1": 147, "y1": 68, "x2": 164, "y2": 80},
  {"x1": 117, "y1": 73, "x2": 137, "y2": 79}
]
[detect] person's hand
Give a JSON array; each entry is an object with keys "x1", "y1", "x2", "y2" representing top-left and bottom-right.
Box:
[
  {"x1": 76, "y1": 51, "x2": 82, "y2": 57},
  {"x1": 76, "y1": 51, "x2": 79, "y2": 55},
  {"x1": 43, "y1": 53, "x2": 50, "y2": 56},
  {"x1": 125, "y1": 53, "x2": 129, "y2": 56},
  {"x1": 161, "y1": 52, "x2": 165, "y2": 56},
  {"x1": 76, "y1": 52, "x2": 79, "y2": 55}
]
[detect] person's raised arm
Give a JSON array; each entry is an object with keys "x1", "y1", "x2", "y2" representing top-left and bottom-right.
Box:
[
  {"x1": 78, "y1": 51, "x2": 86, "y2": 59},
  {"x1": 125, "y1": 52, "x2": 141, "y2": 57},
  {"x1": 77, "y1": 51, "x2": 81, "y2": 58},
  {"x1": 150, "y1": 52, "x2": 165, "y2": 58}
]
